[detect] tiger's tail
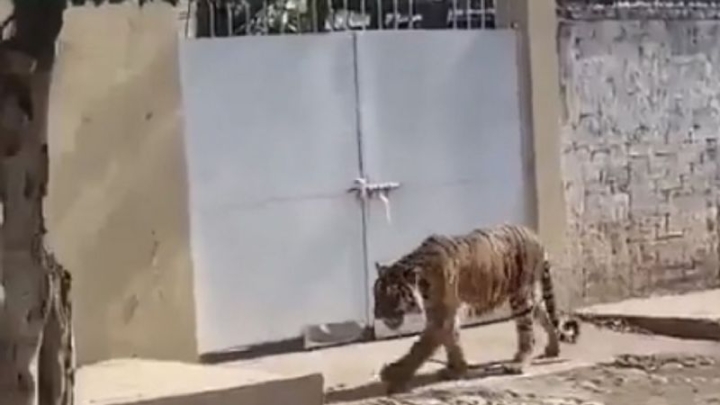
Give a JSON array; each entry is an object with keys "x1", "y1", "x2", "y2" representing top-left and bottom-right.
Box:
[{"x1": 540, "y1": 259, "x2": 580, "y2": 344}]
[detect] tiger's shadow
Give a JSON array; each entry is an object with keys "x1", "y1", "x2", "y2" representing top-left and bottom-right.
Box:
[{"x1": 324, "y1": 357, "x2": 568, "y2": 403}]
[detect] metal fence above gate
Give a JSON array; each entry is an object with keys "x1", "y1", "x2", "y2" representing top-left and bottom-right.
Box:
[{"x1": 186, "y1": 0, "x2": 497, "y2": 37}]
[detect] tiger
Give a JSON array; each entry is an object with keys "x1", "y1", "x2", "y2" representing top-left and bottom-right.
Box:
[{"x1": 373, "y1": 224, "x2": 580, "y2": 394}]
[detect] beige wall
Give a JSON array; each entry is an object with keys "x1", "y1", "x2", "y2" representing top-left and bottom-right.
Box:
[
  {"x1": 44, "y1": 4, "x2": 197, "y2": 365},
  {"x1": 498, "y1": 0, "x2": 577, "y2": 308}
]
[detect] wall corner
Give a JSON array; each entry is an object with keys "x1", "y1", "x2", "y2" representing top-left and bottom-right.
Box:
[{"x1": 498, "y1": 0, "x2": 571, "y2": 303}]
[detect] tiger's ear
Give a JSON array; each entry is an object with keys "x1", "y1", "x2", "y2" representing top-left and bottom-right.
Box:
[{"x1": 375, "y1": 262, "x2": 387, "y2": 277}]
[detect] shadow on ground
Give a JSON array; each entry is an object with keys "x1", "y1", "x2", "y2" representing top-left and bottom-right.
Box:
[{"x1": 324, "y1": 359, "x2": 525, "y2": 403}]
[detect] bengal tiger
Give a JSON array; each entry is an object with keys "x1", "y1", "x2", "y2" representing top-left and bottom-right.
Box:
[{"x1": 373, "y1": 224, "x2": 580, "y2": 394}]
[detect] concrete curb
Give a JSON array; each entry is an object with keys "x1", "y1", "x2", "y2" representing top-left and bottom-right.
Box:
[
  {"x1": 575, "y1": 312, "x2": 720, "y2": 342},
  {"x1": 125, "y1": 374, "x2": 325, "y2": 405},
  {"x1": 573, "y1": 290, "x2": 720, "y2": 342},
  {"x1": 76, "y1": 359, "x2": 324, "y2": 405}
]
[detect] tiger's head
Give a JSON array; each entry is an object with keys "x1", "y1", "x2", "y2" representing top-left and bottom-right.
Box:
[{"x1": 372, "y1": 262, "x2": 426, "y2": 331}]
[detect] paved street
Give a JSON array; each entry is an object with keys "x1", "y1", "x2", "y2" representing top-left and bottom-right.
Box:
[{"x1": 348, "y1": 354, "x2": 720, "y2": 405}]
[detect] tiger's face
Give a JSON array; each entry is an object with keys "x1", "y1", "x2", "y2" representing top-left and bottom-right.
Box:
[{"x1": 373, "y1": 262, "x2": 424, "y2": 331}]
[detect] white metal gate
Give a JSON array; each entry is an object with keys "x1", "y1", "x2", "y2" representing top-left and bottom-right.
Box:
[
  {"x1": 179, "y1": 28, "x2": 529, "y2": 356},
  {"x1": 354, "y1": 30, "x2": 529, "y2": 339}
]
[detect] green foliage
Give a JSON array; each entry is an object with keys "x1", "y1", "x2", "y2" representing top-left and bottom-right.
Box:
[
  {"x1": 67, "y1": 0, "x2": 178, "y2": 5},
  {"x1": 11, "y1": 0, "x2": 179, "y2": 6},
  {"x1": 4, "y1": 0, "x2": 178, "y2": 65}
]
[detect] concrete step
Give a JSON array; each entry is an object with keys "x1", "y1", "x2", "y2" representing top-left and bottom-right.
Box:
[
  {"x1": 575, "y1": 289, "x2": 720, "y2": 341},
  {"x1": 76, "y1": 358, "x2": 323, "y2": 405}
]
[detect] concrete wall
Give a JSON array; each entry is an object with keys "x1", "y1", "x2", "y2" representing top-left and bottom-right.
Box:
[
  {"x1": 44, "y1": 4, "x2": 197, "y2": 365},
  {"x1": 558, "y1": 20, "x2": 720, "y2": 304},
  {"x1": 497, "y1": 0, "x2": 575, "y2": 308}
]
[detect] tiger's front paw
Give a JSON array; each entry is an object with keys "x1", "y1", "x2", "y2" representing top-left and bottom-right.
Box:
[
  {"x1": 436, "y1": 362, "x2": 468, "y2": 381},
  {"x1": 501, "y1": 361, "x2": 525, "y2": 376},
  {"x1": 542, "y1": 343, "x2": 560, "y2": 358},
  {"x1": 436, "y1": 367, "x2": 464, "y2": 381},
  {"x1": 379, "y1": 362, "x2": 410, "y2": 394}
]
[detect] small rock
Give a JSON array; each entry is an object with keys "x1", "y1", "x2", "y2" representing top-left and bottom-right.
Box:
[
  {"x1": 698, "y1": 357, "x2": 715, "y2": 366},
  {"x1": 649, "y1": 375, "x2": 669, "y2": 384},
  {"x1": 577, "y1": 381, "x2": 606, "y2": 394},
  {"x1": 452, "y1": 395, "x2": 488, "y2": 405},
  {"x1": 664, "y1": 362, "x2": 684, "y2": 370},
  {"x1": 505, "y1": 390, "x2": 521, "y2": 398},
  {"x1": 589, "y1": 377, "x2": 604, "y2": 385},
  {"x1": 611, "y1": 376, "x2": 625, "y2": 386}
]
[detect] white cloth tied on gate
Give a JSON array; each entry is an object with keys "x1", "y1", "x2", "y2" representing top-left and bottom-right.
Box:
[
  {"x1": 378, "y1": 189, "x2": 392, "y2": 224},
  {"x1": 348, "y1": 177, "x2": 399, "y2": 225}
]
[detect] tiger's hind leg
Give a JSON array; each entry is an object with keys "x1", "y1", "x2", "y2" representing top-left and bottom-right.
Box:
[
  {"x1": 533, "y1": 302, "x2": 560, "y2": 358},
  {"x1": 506, "y1": 291, "x2": 536, "y2": 374}
]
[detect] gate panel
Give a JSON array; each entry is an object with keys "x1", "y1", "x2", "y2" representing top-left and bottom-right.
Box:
[
  {"x1": 354, "y1": 30, "x2": 531, "y2": 338},
  {"x1": 179, "y1": 35, "x2": 367, "y2": 354}
]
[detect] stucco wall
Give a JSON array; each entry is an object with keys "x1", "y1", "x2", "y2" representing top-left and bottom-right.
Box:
[
  {"x1": 559, "y1": 20, "x2": 720, "y2": 304},
  {"x1": 44, "y1": 4, "x2": 197, "y2": 365},
  {"x1": 496, "y1": 0, "x2": 574, "y2": 308}
]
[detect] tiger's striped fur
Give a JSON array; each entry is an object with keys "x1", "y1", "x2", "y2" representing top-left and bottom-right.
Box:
[{"x1": 373, "y1": 224, "x2": 580, "y2": 394}]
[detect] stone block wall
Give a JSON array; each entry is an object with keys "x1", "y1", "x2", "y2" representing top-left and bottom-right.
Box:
[{"x1": 558, "y1": 20, "x2": 720, "y2": 304}]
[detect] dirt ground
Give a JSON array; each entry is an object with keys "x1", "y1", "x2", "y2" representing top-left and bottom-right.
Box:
[
  {"x1": 345, "y1": 353, "x2": 720, "y2": 405},
  {"x1": 321, "y1": 293, "x2": 720, "y2": 405}
]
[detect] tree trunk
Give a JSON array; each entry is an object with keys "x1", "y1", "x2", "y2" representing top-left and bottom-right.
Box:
[
  {"x1": 0, "y1": 1, "x2": 71, "y2": 404},
  {"x1": 38, "y1": 254, "x2": 74, "y2": 405}
]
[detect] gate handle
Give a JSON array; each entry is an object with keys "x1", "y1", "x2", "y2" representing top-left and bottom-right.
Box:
[
  {"x1": 348, "y1": 178, "x2": 401, "y2": 224},
  {"x1": 347, "y1": 177, "x2": 369, "y2": 199},
  {"x1": 347, "y1": 178, "x2": 401, "y2": 198}
]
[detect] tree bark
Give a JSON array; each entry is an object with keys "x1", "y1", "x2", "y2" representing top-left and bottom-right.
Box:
[
  {"x1": 38, "y1": 254, "x2": 74, "y2": 405},
  {"x1": 0, "y1": 1, "x2": 71, "y2": 404}
]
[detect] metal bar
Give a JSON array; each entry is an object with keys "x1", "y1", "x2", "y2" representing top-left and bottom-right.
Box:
[
  {"x1": 312, "y1": 0, "x2": 319, "y2": 32},
  {"x1": 226, "y1": 1, "x2": 232, "y2": 36},
  {"x1": 280, "y1": 2, "x2": 287, "y2": 35},
  {"x1": 452, "y1": 0, "x2": 458, "y2": 29},
  {"x1": 245, "y1": 1, "x2": 251, "y2": 35},
  {"x1": 376, "y1": 0, "x2": 383, "y2": 29},
  {"x1": 263, "y1": 0, "x2": 269, "y2": 33},
  {"x1": 408, "y1": 0, "x2": 414, "y2": 29},
  {"x1": 343, "y1": 0, "x2": 349, "y2": 29},
  {"x1": 361, "y1": 0, "x2": 366, "y2": 30},
  {"x1": 480, "y1": 0, "x2": 485, "y2": 29},
  {"x1": 208, "y1": 0, "x2": 216, "y2": 37},
  {"x1": 393, "y1": 0, "x2": 398, "y2": 29},
  {"x1": 465, "y1": 0, "x2": 470, "y2": 29},
  {"x1": 184, "y1": 0, "x2": 192, "y2": 38},
  {"x1": 295, "y1": 0, "x2": 301, "y2": 35}
]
